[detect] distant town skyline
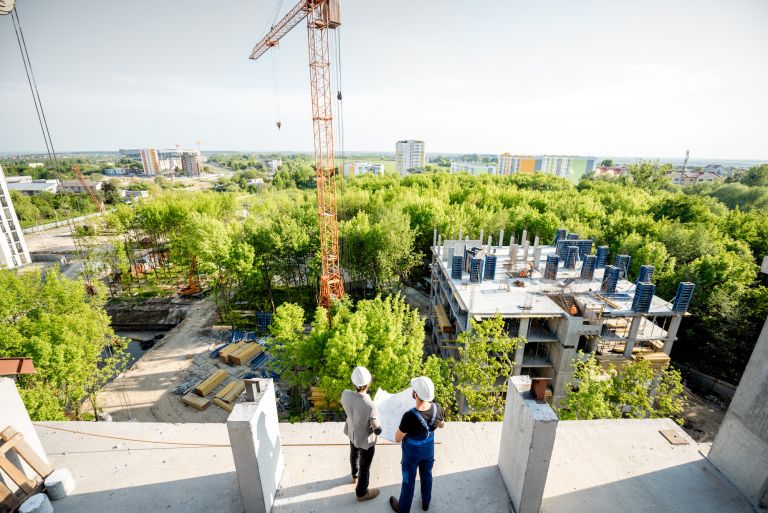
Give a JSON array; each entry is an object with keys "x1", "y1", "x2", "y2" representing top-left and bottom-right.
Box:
[{"x1": 1, "y1": 0, "x2": 767, "y2": 158}]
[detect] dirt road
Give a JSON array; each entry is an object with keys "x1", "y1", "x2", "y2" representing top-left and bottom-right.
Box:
[{"x1": 95, "y1": 298, "x2": 231, "y2": 423}]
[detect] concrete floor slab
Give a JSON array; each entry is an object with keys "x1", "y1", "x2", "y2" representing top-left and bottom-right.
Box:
[{"x1": 33, "y1": 419, "x2": 754, "y2": 513}]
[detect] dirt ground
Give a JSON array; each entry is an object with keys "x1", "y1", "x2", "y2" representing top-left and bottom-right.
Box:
[
  {"x1": 681, "y1": 387, "x2": 728, "y2": 443},
  {"x1": 95, "y1": 298, "x2": 241, "y2": 423},
  {"x1": 402, "y1": 285, "x2": 431, "y2": 318}
]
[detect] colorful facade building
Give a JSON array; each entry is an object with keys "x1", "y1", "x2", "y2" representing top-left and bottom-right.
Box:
[{"x1": 498, "y1": 153, "x2": 596, "y2": 180}]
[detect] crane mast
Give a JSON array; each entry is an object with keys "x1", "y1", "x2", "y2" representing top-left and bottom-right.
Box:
[{"x1": 250, "y1": 0, "x2": 343, "y2": 309}]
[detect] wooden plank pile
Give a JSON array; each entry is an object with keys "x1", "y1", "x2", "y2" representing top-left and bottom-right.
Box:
[
  {"x1": 0, "y1": 427, "x2": 54, "y2": 513},
  {"x1": 212, "y1": 380, "x2": 245, "y2": 412},
  {"x1": 434, "y1": 305, "x2": 453, "y2": 333},
  {"x1": 193, "y1": 369, "x2": 228, "y2": 397},
  {"x1": 218, "y1": 342, "x2": 245, "y2": 363},
  {"x1": 310, "y1": 386, "x2": 338, "y2": 409},
  {"x1": 229, "y1": 344, "x2": 263, "y2": 366},
  {"x1": 182, "y1": 393, "x2": 210, "y2": 410},
  {"x1": 635, "y1": 351, "x2": 671, "y2": 369}
]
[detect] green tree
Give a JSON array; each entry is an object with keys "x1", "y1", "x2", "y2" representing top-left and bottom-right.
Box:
[
  {"x1": 0, "y1": 268, "x2": 127, "y2": 420},
  {"x1": 453, "y1": 316, "x2": 521, "y2": 421},
  {"x1": 740, "y1": 164, "x2": 768, "y2": 187},
  {"x1": 600, "y1": 159, "x2": 614, "y2": 167},
  {"x1": 628, "y1": 161, "x2": 673, "y2": 189}
]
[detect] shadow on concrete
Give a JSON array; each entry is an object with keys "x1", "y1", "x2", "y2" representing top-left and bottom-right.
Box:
[
  {"x1": 273, "y1": 465, "x2": 510, "y2": 513},
  {"x1": 49, "y1": 472, "x2": 243, "y2": 513},
  {"x1": 541, "y1": 460, "x2": 754, "y2": 513}
]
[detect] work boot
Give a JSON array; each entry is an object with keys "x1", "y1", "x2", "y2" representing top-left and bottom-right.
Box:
[
  {"x1": 356, "y1": 488, "x2": 380, "y2": 501},
  {"x1": 389, "y1": 496, "x2": 401, "y2": 512},
  {"x1": 422, "y1": 502, "x2": 430, "y2": 511}
]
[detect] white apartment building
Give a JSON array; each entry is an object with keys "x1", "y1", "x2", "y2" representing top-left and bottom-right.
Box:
[
  {"x1": 342, "y1": 161, "x2": 385, "y2": 178},
  {"x1": 450, "y1": 162, "x2": 497, "y2": 175},
  {"x1": 0, "y1": 165, "x2": 31, "y2": 269},
  {"x1": 395, "y1": 140, "x2": 425, "y2": 175},
  {"x1": 136, "y1": 148, "x2": 201, "y2": 176},
  {"x1": 263, "y1": 159, "x2": 282, "y2": 176}
]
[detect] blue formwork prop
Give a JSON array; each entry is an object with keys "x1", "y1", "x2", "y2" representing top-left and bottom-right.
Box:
[
  {"x1": 469, "y1": 257, "x2": 485, "y2": 283},
  {"x1": 565, "y1": 246, "x2": 579, "y2": 270},
  {"x1": 581, "y1": 255, "x2": 597, "y2": 280},
  {"x1": 553, "y1": 229, "x2": 567, "y2": 245},
  {"x1": 636, "y1": 265, "x2": 655, "y2": 285},
  {"x1": 209, "y1": 343, "x2": 230, "y2": 359},
  {"x1": 556, "y1": 240, "x2": 567, "y2": 258},
  {"x1": 596, "y1": 246, "x2": 609, "y2": 268},
  {"x1": 451, "y1": 255, "x2": 464, "y2": 280},
  {"x1": 249, "y1": 351, "x2": 269, "y2": 370},
  {"x1": 576, "y1": 240, "x2": 593, "y2": 260},
  {"x1": 632, "y1": 282, "x2": 656, "y2": 313},
  {"x1": 601, "y1": 265, "x2": 620, "y2": 293},
  {"x1": 672, "y1": 282, "x2": 696, "y2": 312},
  {"x1": 567, "y1": 233, "x2": 579, "y2": 240},
  {"x1": 484, "y1": 254, "x2": 497, "y2": 280},
  {"x1": 255, "y1": 312, "x2": 273, "y2": 333},
  {"x1": 544, "y1": 255, "x2": 559, "y2": 280},
  {"x1": 614, "y1": 254, "x2": 631, "y2": 279}
]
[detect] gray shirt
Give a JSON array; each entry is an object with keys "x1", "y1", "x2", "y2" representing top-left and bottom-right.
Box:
[{"x1": 341, "y1": 389, "x2": 381, "y2": 450}]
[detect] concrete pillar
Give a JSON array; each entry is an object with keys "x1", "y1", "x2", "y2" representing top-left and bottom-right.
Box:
[
  {"x1": 533, "y1": 235, "x2": 539, "y2": 247},
  {"x1": 499, "y1": 229, "x2": 504, "y2": 248},
  {"x1": 709, "y1": 317, "x2": 768, "y2": 509},
  {"x1": 498, "y1": 376, "x2": 558, "y2": 513},
  {"x1": 480, "y1": 229, "x2": 484, "y2": 245},
  {"x1": 662, "y1": 315, "x2": 682, "y2": 354},
  {"x1": 532, "y1": 246, "x2": 542, "y2": 270},
  {"x1": 513, "y1": 319, "x2": 530, "y2": 376},
  {"x1": 522, "y1": 240, "x2": 530, "y2": 262},
  {"x1": 622, "y1": 316, "x2": 642, "y2": 358},
  {"x1": 227, "y1": 379, "x2": 284, "y2": 513},
  {"x1": 0, "y1": 378, "x2": 49, "y2": 484},
  {"x1": 521, "y1": 229, "x2": 527, "y2": 244},
  {"x1": 511, "y1": 244, "x2": 519, "y2": 264}
]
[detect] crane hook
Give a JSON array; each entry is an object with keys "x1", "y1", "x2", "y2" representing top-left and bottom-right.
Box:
[
  {"x1": 276, "y1": 121, "x2": 282, "y2": 130},
  {"x1": 337, "y1": 91, "x2": 342, "y2": 101}
]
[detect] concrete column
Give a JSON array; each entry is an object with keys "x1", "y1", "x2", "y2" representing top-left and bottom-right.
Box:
[
  {"x1": 622, "y1": 316, "x2": 642, "y2": 358},
  {"x1": 227, "y1": 379, "x2": 284, "y2": 513},
  {"x1": 499, "y1": 229, "x2": 504, "y2": 248},
  {"x1": 513, "y1": 318, "x2": 530, "y2": 376},
  {"x1": 709, "y1": 316, "x2": 768, "y2": 509},
  {"x1": 532, "y1": 246, "x2": 542, "y2": 270},
  {"x1": 662, "y1": 315, "x2": 682, "y2": 354},
  {"x1": 511, "y1": 244, "x2": 519, "y2": 264},
  {"x1": 498, "y1": 376, "x2": 558, "y2": 513},
  {"x1": 0, "y1": 378, "x2": 50, "y2": 484}
]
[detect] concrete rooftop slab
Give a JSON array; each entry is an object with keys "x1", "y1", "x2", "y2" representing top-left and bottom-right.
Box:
[{"x1": 33, "y1": 419, "x2": 753, "y2": 513}]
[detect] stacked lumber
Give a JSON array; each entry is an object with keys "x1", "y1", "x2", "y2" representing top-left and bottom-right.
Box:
[
  {"x1": 193, "y1": 369, "x2": 228, "y2": 397},
  {"x1": 218, "y1": 342, "x2": 246, "y2": 363},
  {"x1": 229, "y1": 343, "x2": 263, "y2": 366},
  {"x1": 636, "y1": 351, "x2": 671, "y2": 369},
  {"x1": 434, "y1": 305, "x2": 453, "y2": 333},
  {"x1": 182, "y1": 393, "x2": 210, "y2": 410},
  {"x1": 212, "y1": 380, "x2": 245, "y2": 412}
]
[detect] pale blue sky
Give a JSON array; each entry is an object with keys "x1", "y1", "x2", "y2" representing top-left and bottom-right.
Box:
[{"x1": 1, "y1": 0, "x2": 766, "y2": 158}]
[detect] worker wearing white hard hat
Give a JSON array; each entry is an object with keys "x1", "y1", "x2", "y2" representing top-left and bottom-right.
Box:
[
  {"x1": 341, "y1": 366, "x2": 382, "y2": 502},
  {"x1": 389, "y1": 376, "x2": 445, "y2": 513}
]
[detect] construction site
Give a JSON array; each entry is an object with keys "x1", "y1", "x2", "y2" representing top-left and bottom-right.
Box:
[{"x1": 429, "y1": 229, "x2": 695, "y2": 405}]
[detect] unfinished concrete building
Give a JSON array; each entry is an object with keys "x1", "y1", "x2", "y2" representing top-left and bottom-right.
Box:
[{"x1": 428, "y1": 228, "x2": 695, "y2": 404}]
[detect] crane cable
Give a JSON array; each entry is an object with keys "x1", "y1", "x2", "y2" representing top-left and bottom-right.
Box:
[{"x1": 268, "y1": 0, "x2": 284, "y2": 130}]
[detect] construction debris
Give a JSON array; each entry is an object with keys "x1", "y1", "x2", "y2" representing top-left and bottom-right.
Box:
[
  {"x1": 43, "y1": 468, "x2": 75, "y2": 500},
  {"x1": 0, "y1": 427, "x2": 54, "y2": 512}
]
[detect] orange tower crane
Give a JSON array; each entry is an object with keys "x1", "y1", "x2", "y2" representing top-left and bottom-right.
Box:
[
  {"x1": 71, "y1": 165, "x2": 105, "y2": 213},
  {"x1": 249, "y1": 0, "x2": 343, "y2": 309}
]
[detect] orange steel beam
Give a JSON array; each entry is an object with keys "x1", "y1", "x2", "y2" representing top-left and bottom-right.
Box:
[
  {"x1": 250, "y1": 0, "x2": 343, "y2": 309},
  {"x1": 71, "y1": 165, "x2": 105, "y2": 213}
]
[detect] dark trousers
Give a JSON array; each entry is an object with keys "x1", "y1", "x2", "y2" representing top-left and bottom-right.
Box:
[
  {"x1": 350, "y1": 442, "x2": 376, "y2": 497},
  {"x1": 398, "y1": 436, "x2": 435, "y2": 513}
]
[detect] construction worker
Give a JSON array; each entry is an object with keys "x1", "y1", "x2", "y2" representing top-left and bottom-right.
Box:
[
  {"x1": 389, "y1": 376, "x2": 445, "y2": 513},
  {"x1": 341, "y1": 366, "x2": 382, "y2": 501}
]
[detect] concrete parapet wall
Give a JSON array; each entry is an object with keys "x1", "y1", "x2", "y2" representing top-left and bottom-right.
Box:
[
  {"x1": 710, "y1": 317, "x2": 768, "y2": 508},
  {"x1": 498, "y1": 375, "x2": 558, "y2": 513},
  {"x1": 227, "y1": 379, "x2": 284, "y2": 513}
]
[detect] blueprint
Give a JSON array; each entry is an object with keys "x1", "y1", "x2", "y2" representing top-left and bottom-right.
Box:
[{"x1": 373, "y1": 387, "x2": 415, "y2": 442}]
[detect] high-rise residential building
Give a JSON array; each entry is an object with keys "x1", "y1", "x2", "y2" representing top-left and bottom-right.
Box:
[
  {"x1": 450, "y1": 162, "x2": 497, "y2": 175},
  {"x1": 497, "y1": 154, "x2": 596, "y2": 180},
  {"x1": 0, "y1": 165, "x2": 31, "y2": 269},
  {"x1": 395, "y1": 140, "x2": 425, "y2": 175},
  {"x1": 181, "y1": 152, "x2": 201, "y2": 176}
]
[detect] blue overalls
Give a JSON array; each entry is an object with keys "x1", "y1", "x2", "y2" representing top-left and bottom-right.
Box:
[{"x1": 398, "y1": 406, "x2": 437, "y2": 513}]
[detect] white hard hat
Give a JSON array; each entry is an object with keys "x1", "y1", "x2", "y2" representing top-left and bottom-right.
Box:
[
  {"x1": 351, "y1": 366, "x2": 372, "y2": 387},
  {"x1": 410, "y1": 376, "x2": 435, "y2": 402}
]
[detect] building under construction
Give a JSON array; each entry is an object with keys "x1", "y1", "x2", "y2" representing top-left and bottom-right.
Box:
[{"x1": 428, "y1": 229, "x2": 696, "y2": 404}]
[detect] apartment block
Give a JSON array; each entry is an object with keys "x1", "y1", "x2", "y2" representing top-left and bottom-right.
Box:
[
  {"x1": 498, "y1": 153, "x2": 596, "y2": 180},
  {"x1": 450, "y1": 162, "x2": 497, "y2": 175},
  {"x1": 0, "y1": 165, "x2": 31, "y2": 269},
  {"x1": 395, "y1": 140, "x2": 425, "y2": 175},
  {"x1": 342, "y1": 161, "x2": 384, "y2": 177},
  {"x1": 428, "y1": 229, "x2": 694, "y2": 405}
]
